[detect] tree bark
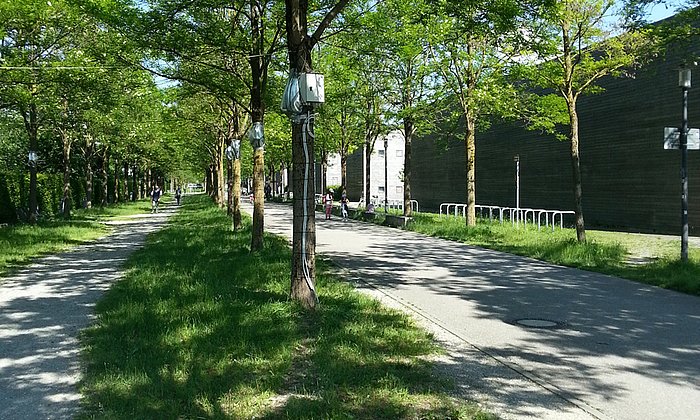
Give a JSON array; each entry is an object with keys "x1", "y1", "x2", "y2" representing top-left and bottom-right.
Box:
[
  {"x1": 61, "y1": 130, "x2": 72, "y2": 218},
  {"x1": 568, "y1": 99, "x2": 586, "y2": 242},
  {"x1": 251, "y1": 147, "x2": 265, "y2": 250},
  {"x1": 101, "y1": 148, "x2": 108, "y2": 207},
  {"x1": 24, "y1": 102, "x2": 39, "y2": 223},
  {"x1": 403, "y1": 118, "x2": 413, "y2": 217},
  {"x1": 364, "y1": 142, "x2": 372, "y2": 205},
  {"x1": 122, "y1": 161, "x2": 129, "y2": 201},
  {"x1": 249, "y1": 0, "x2": 267, "y2": 251},
  {"x1": 233, "y1": 158, "x2": 242, "y2": 230},
  {"x1": 131, "y1": 164, "x2": 137, "y2": 201},
  {"x1": 113, "y1": 156, "x2": 119, "y2": 203},
  {"x1": 290, "y1": 119, "x2": 318, "y2": 308},
  {"x1": 465, "y1": 114, "x2": 476, "y2": 226},
  {"x1": 285, "y1": 0, "x2": 349, "y2": 308}
]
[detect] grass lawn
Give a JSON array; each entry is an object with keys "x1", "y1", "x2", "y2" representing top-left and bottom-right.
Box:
[
  {"x1": 78, "y1": 195, "x2": 492, "y2": 419},
  {"x1": 0, "y1": 198, "x2": 160, "y2": 278},
  {"x1": 406, "y1": 212, "x2": 700, "y2": 296}
]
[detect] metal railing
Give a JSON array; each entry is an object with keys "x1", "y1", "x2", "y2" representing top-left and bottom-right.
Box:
[
  {"x1": 371, "y1": 197, "x2": 419, "y2": 212},
  {"x1": 440, "y1": 203, "x2": 575, "y2": 230}
]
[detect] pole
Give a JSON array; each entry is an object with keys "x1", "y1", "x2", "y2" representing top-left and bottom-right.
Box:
[
  {"x1": 681, "y1": 86, "x2": 689, "y2": 262},
  {"x1": 515, "y1": 155, "x2": 520, "y2": 226},
  {"x1": 384, "y1": 136, "x2": 388, "y2": 213}
]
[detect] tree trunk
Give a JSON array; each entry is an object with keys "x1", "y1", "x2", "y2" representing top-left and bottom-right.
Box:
[
  {"x1": 403, "y1": 119, "x2": 413, "y2": 217},
  {"x1": 364, "y1": 142, "x2": 372, "y2": 205},
  {"x1": 227, "y1": 153, "x2": 234, "y2": 217},
  {"x1": 284, "y1": 0, "x2": 349, "y2": 308},
  {"x1": 122, "y1": 161, "x2": 129, "y2": 202},
  {"x1": 251, "y1": 147, "x2": 265, "y2": 250},
  {"x1": 290, "y1": 119, "x2": 318, "y2": 308},
  {"x1": 233, "y1": 158, "x2": 242, "y2": 230},
  {"x1": 249, "y1": 0, "x2": 267, "y2": 251},
  {"x1": 341, "y1": 152, "x2": 347, "y2": 190},
  {"x1": 61, "y1": 131, "x2": 72, "y2": 218},
  {"x1": 465, "y1": 114, "x2": 476, "y2": 226},
  {"x1": 217, "y1": 138, "x2": 225, "y2": 207},
  {"x1": 113, "y1": 156, "x2": 119, "y2": 203},
  {"x1": 26, "y1": 103, "x2": 39, "y2": 223},
  {"x1": 140, "y1": 169, "x2": 146, "y2": 199},
  {"x1": 568, "y1": 99, "x2": 586, "y2": 242},
  {"x1": 86, "y1": 157, "x2": 93, "y2": 209},
  {"x1": 321, "y1": 151, "x2": 328, "y2": 192},
  {"x1": 101, "y1": 149, "x2": 108, "y2": 207},
  {"x1": 131, "y1": 164, "x2": 137, "y2": 201}
]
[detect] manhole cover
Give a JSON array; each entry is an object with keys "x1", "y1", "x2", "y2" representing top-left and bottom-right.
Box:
[{"x1": 512, "y1": 318, "x2": 563, "y2": 329}]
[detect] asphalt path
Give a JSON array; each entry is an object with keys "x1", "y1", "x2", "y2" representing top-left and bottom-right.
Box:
[
  {"x1": 253, "y1": 202, "x2": 700, "y2": 420},
  {"x1": 0, "y1": 207, "x2": 173, "y2": 419}
]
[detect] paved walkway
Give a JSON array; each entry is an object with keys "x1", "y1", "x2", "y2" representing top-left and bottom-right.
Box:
[
  {"x1": 0, "y1": 207, "x2": 173, "y2": 419},
  {"x1": 254, "y1": 202, "x2": 700, "y2": 420}
]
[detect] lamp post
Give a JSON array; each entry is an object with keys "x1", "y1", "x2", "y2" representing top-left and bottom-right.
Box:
[
  {"x1": 384, "y1": 136, "x2": 388, "y2": 214},
  {"x1": 679, "y1": 67, "x2": 691, "y2": 262},
  {"x1": 514, "y1": 155, "x2": 520, "y2": 225}
]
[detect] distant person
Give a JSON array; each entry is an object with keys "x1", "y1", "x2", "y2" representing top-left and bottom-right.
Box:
[
  {"x1": 341, "y1": 189, "x2": 349, "y2": 220},
  {"x1": 324, "y1": 189, "x2": 333, "y2": 220},
  {"x1": 175, "y1": 187, "x2": 182, "y2": 205},
  {"x1": 151, "y1": 185, "x2": 162, "y2": 213},
  {"x1": 265, "y1": 183, "x2": 272, "y2": 200},
  {"x1": 366, "y1": 202, "x2": 375, "y2": 213}
]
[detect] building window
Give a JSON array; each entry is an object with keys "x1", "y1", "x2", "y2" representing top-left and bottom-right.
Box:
[
  {"x1": 396, "y1": 150, "x2": 403, "y2": 157},
  {"x1": 396, "y1": 185, "x2": 403, "y2": 194},
  {"x1": 378, "y1": 149, "x2": 385, "y2": 157},
  {"x1": 378, "y1": 186, "x2": 385, "y2": 193}
]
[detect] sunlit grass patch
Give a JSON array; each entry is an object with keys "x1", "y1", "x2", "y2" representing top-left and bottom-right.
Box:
[
  {"x1": 407, "y1": 212, "x2": 700, "y2": 296},
  {"x1": 0, "y1": 220, "x2": 109, "y2": 277},
  {"x1": 79, "y1": 195, "x2": 491, "y2": 419}
]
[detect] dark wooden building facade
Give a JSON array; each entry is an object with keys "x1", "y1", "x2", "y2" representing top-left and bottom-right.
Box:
[{"x1": 411, "y1": 44, "x2": 700, "y2": 235}]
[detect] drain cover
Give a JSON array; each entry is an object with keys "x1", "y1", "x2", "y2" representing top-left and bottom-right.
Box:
[{"x1": 512, "y1": 318, "x2": 563, "y2": 329}]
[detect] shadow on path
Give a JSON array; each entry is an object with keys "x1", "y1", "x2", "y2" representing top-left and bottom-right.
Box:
[
  {"x1": 259, "y1": 202, "x2": 700, "y2": 420},
  {"x1": 0, "y1": 208, "x2": 174, "y2": 419}
]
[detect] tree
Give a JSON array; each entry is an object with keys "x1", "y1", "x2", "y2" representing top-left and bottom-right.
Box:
[
  {"x1": 365, "y1": 0, "x2": 436, "y2": 217},
  {"x1": 283, "y1": 0, "x2": 352, "y2": 309},
  {"x1": 315, "y1": 48, "x2": 364, "y2": 190},
  {"x1": 427, "y1": 0, "x2": 543, "y2": 226},
  {"x1": 524, "y1": 0, "x2": 652, "y2": 242},
  {"x1": 0, "y1": 0, "x2": 78, "y2": 222}
]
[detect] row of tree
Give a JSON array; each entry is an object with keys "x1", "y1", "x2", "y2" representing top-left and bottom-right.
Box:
[{"x1": 1, "y1": 0, "x2": 694, "y2": 308}]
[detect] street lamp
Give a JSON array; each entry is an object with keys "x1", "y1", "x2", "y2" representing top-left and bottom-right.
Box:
[
  {"x1": 679, "y1": 67, "x2": 691, "y2": 262},
  {"x1": 514, "y1": 155, "x2": 520, "y2": 225},
  {"x1": 384, "y1": 136, "x2": 388, "y2": 214}
]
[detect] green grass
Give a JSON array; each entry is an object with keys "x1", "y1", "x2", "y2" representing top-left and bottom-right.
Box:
[
  {"x1": 78, "y1": 195, "x2": 492, "y2": 419},
  {"x1": 72, "y1": 195, "x2": 171, "y2": 221},
  {"x1": 0, "y1": 198, "x2": 161, "y2": 279},
  {"x1": 0, "y1": 220, "x2": 108, "y2": 277},
  {"x1": 406, "y1": 213, "x2": 700, "y2": 296}
]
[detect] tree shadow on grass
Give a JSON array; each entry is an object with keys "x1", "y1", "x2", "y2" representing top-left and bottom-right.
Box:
[{"x1": 79, "y1": 197, "x2": 481, "y2": 419}]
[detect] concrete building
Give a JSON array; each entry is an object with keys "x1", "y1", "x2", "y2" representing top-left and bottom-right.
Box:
[{"x1": 343, "y1": 130, "x2": 406, "y2": 204}]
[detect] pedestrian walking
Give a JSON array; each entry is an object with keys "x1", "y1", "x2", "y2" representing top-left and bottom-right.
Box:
[
  {"x1": 151, "y1": 185, "x2": 162, "y2": 213},
  {"x1": 324, "y1": 189, "x2": 333, "y2": 220},
  {"x1": 175, "y1": 187, "x2": 182, "y2": 205},
  {"x1": 341, "y1": 189, "x2": 349, "y2": 220}
]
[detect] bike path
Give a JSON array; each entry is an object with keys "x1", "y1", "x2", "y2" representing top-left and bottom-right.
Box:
[
  {"x1": 0, "y1": 208, "x2": 173, "y2": 419},
  {"x1": 254, "y1": 202, "x2": 700, "y2": 420}
]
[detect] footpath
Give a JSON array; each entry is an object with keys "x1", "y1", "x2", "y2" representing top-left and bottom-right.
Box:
[
  {"x1": 253, "y1": 202, "x2": 700, "y2": 420},
  {"x1": 0, "y1": 207, "x2": 173, "y2": 419}
]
